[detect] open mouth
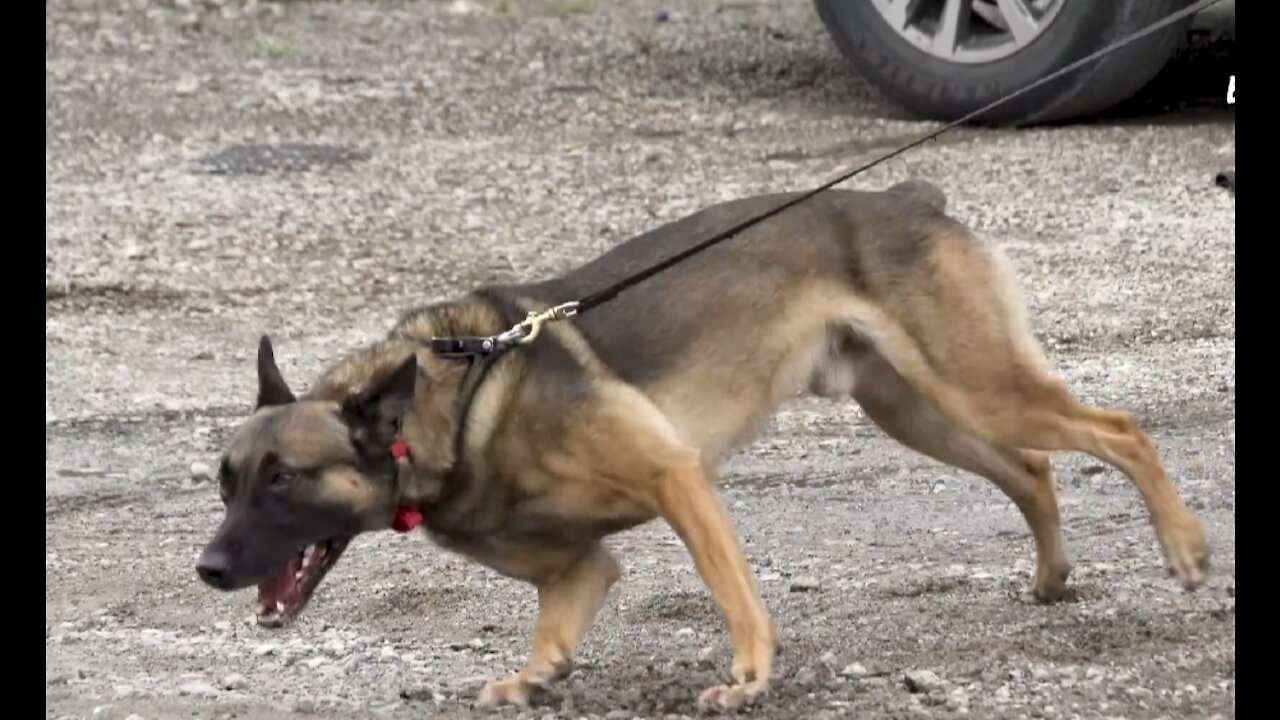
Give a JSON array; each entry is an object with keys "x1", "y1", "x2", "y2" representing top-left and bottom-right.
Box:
[{"x1": 256, "y1": 537, "x2": 350, "y2": 628}]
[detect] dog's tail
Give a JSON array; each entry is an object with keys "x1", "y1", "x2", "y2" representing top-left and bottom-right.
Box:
[{"x1": 886, "y1": 179, "x2": 946, "y2": 212}]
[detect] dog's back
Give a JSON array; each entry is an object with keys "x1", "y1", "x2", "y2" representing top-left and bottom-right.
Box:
[
  {"x1": 491, "y1": 183, "x2": 991, "y2": 460},
  {"x1": 518, "y1": 184, "x2": 957, "y2": 367}
]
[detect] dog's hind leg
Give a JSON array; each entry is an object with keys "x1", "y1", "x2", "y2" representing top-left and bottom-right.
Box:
[
  {"x1": 837, "y1": 231, "x2": 1208, "y2": 591},
  {"x1": 478, "y1": 544, "x2": 621, "y2": 708},
  {"x1": 983, "y1": 383, "x2": 1210, "y2": 590},
  {"x1": 849, "y1": 344, "x2": 1072, "y2": 601}
]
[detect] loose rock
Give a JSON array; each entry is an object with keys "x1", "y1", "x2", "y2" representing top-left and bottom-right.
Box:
[
  {"x1": 175, "y1": 75, "x2": 200, "y2": 95},
  {"x1": 841, "y1": 662, "x2": 870, "y2": 679},
  {"x1": 904, "y1": 670, "x2": 944, "y2": 694},
  {"x1": 790, "y1": 576, "x2": 821, "y2": 592},
  {"x1": 178, "y1": 680, "x2": 219, "y2": 697},
  {"x1": 189, "y1": 461, "x2": 213, "y2": 482}
]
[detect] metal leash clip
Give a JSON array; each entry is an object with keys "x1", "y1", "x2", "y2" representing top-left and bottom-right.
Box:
[
  {"x1": 429, "y1": 302, "x2": 578, "y2": 359},
  {"x1": 501, "y1": 301, "x2": 581, "y2": 346}
]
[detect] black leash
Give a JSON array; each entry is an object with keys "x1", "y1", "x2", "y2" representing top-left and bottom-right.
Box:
[
  {"x1": 571, "y1": 0, "x2": 1224, "y2": 314},
  {"x1": 425, "y1": 0, "x2": 1224, "y2": 478}
]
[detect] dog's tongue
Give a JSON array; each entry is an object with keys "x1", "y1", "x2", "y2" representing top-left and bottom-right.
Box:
[{"x1": 257, "y1": 554, "x2": 303, "y2": 616}]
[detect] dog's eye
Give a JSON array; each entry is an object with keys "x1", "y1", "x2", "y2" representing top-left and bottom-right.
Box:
[{"x1": 270, "y1": 471, "x2": 296, "y2": 487}]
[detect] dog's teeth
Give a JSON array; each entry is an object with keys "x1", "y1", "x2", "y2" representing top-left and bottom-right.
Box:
[{"x1": 275, "y1": 601, "x2": 284, "y2": 613}]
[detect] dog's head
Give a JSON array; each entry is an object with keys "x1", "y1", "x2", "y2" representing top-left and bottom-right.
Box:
[{"x1": 195, "y1": 336, "x2": 418, "y2": 628}]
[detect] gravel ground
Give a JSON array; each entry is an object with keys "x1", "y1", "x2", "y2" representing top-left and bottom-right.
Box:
[{"x1": 46, "y1": 1, "x2": 1235, "y2": 719}]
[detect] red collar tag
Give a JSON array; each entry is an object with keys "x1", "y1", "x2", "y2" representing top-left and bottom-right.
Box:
[
  {"x1": 388, "y1": 437, "x2": 420, "y2": 532},
  {"x1": 391, "y1": 506, "x2": 423, "y2": 533}
]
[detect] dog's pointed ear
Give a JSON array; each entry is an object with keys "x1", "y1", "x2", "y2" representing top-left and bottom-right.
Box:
[
  {"x1": 256, "y1": 335, "x2": 296, "y2": 408},
  {"x1": 343, "y1": 353, "x2": 418, "y2": 442}
]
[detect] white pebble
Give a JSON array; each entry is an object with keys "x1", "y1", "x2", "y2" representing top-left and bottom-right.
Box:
[
  {"x1": 904, "y1": 669, "x2": 944, "y2": 694},
  {"x1": 841, "y1": 662, "x2": 869, "y2": 678},
  {"x1": 175, "y1": 75, "x2": 200, "y2": 96},
  {"x1": 789, "y1": 576, "x2": 821, "y2": 592},
  {"x1": 178, "y1": 680, "x2": 219, "y2": 697}
]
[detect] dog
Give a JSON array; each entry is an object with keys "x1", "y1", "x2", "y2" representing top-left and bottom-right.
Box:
[{"x1": 195, "y1": 180, "x2": 1210, "y2": 710}]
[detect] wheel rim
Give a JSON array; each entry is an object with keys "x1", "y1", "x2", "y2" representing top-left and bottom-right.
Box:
[{"x1": 868, "y1": 0, "x2": 1068, "y2": 64}]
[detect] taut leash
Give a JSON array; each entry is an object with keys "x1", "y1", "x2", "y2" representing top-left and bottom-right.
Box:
[{"x1": 385, "y1": 0, "x2": 1227, "y2": 531}]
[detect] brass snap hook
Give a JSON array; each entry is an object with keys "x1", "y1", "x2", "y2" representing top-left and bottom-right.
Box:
[{"x1": 513, "y1": 302, "x2": 580, "y2": 346}]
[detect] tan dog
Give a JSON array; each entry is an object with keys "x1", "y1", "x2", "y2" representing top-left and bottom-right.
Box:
[{"x1": 195, "y1": 181, "x2": 1209, "y2": 710}]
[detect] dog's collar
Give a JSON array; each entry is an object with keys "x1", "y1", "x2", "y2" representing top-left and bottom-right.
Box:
[
  {"x1": 388, "y1": 303, "x2": 561, "y2": 533},
  {"x1": 383, "y1": 346, "x2": 504, "y2": 536},
  {"x1": 389, "y1": 437, "x2": 423, "y2": 533}
]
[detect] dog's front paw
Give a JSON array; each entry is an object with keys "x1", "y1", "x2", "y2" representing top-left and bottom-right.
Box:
[
  {"x1": 697, "y1": 679, "x2": 767, "y2": 712},
  {"x1": 1160, "y1": 516, "x2": 1210, "y2": 591},
  {"x1": 477, "y1": 675, "x2": 540, "y2": 709},
  {"x1": 1031, "y1": 560, "x2": 1072, "y2": 603}
]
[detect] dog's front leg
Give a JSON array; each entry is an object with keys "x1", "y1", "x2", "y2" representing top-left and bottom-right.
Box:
[
  {"x1": 569, "y1": 384, "x2": 776, "y2": 709},
  {"x1": 477, "y1": 544, "x2": 621, "y2": 708},
  {"x1": 654, "y1": 453, "x2": 776, "y2": 711}
]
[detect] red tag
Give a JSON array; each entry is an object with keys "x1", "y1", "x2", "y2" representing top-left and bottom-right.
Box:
[
  {"x1": 390, "y1": 438, "x2": 409, "y2": 461},
  {"x1": 391, "y1": 506, "x2": 423, "y2": 533}
]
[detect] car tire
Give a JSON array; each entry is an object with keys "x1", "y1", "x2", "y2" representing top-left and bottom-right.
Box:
[{"x1": 814, "y1": 0, "x2": 1197, "y2": 125}]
